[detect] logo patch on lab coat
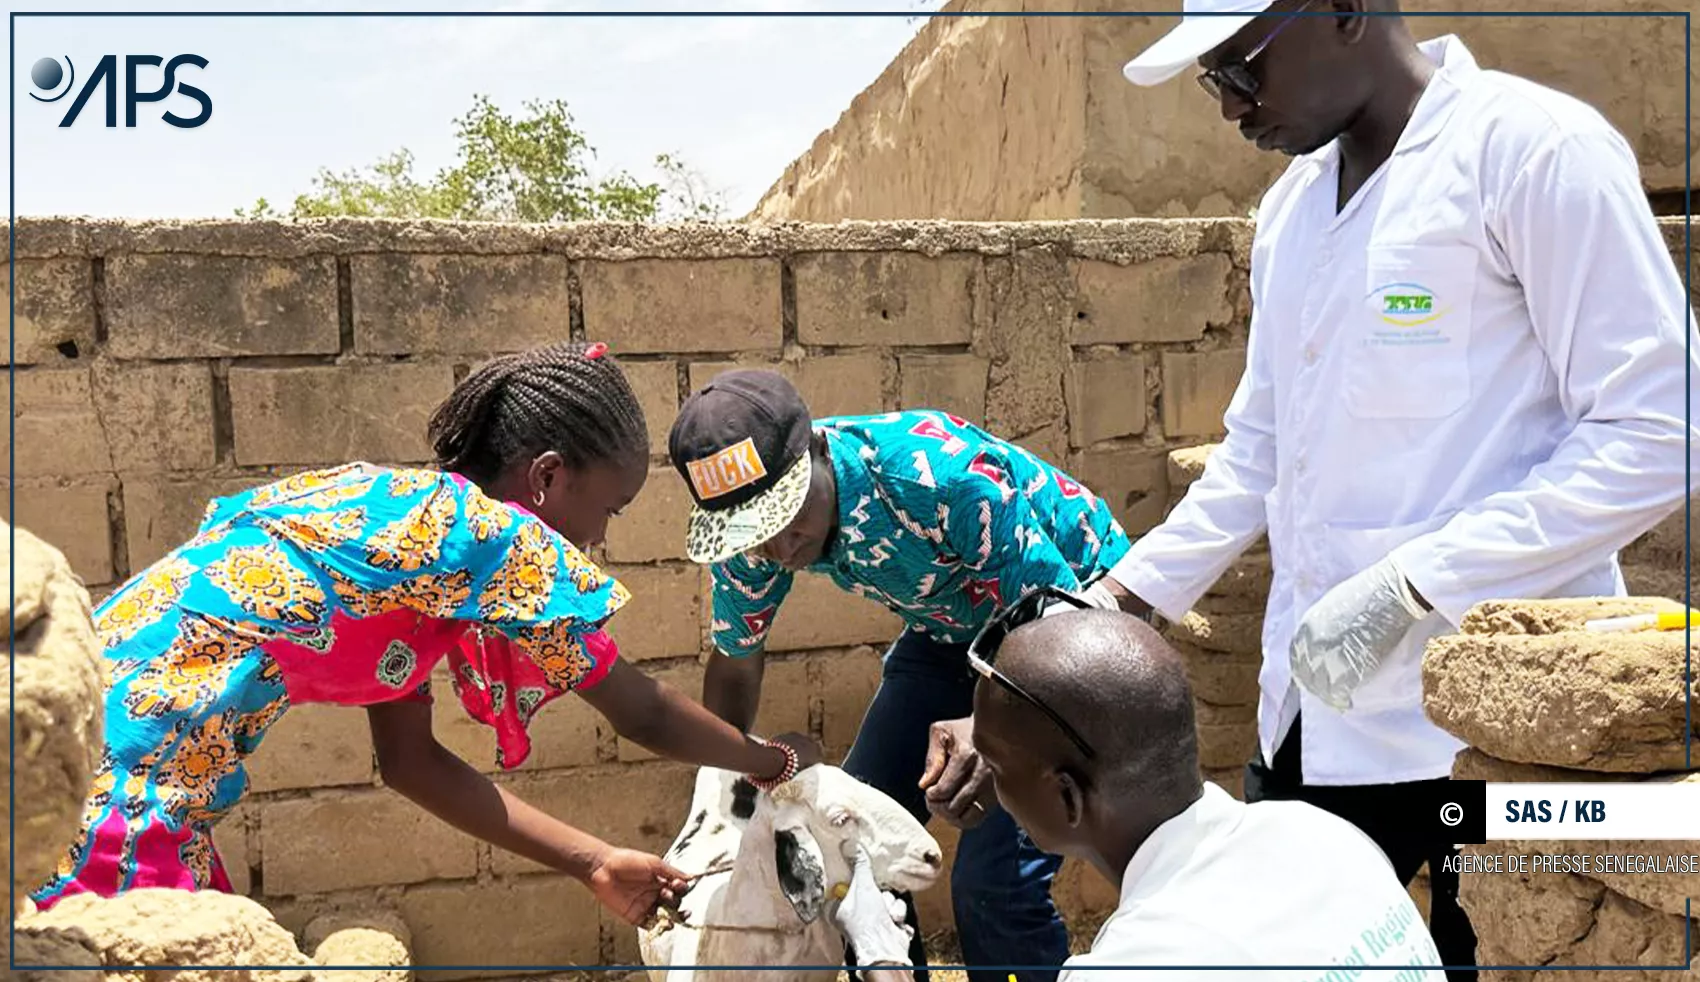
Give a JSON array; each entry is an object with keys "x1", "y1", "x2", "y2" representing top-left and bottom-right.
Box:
[{"x1": 1367, "y1": 281, "x2": 1454, "y2": 347}]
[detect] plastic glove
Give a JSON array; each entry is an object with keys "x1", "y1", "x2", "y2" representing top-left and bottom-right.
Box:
[
  {"x1": 1038, "y1": 581, "x2": 1122, "y2": 619},
  {"x1": 1288, "y1": 556, "x2": 1429, "y2": 712},
  {"x1": 832, "y1": 841, "x2": 913, "y2": 968}
]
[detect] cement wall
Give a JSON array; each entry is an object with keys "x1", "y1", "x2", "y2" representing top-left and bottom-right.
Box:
[
  {"x1": 750, "y1": 0, "x2": 1697, "y2": 221},
  {"x1": 5, "y1": 215, "x2": 1693, "y2": 975}
]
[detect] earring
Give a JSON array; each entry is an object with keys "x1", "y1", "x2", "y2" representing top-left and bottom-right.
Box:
[{"x1": 533, "y1": 490, "x2": 545, "y2": 508}]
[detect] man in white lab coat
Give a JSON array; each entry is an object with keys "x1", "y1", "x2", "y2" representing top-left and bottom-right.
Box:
[{"x1": 1101, "y1": 1, "x2": 1700, "y2": 978}]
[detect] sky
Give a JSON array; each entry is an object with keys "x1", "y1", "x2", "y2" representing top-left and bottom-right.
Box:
[{"x1": 7, "y1": 0, "x2": 948, "y2": 220}]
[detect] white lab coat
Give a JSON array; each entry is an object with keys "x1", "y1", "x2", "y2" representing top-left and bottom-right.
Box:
[{"x1": 1109, "y1": 36, "x2": 1700, "y2": 786}]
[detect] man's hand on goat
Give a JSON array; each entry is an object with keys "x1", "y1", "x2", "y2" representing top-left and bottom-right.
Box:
[
  {"x1": 833, "y1": 841, "x2": 914, "y2": 973},
  {"x1": 919, "y1": 716, "x2": 995, "y2": 829},
  {"x1": 586, "y1": 847, "x2": 689, "y2": 927}
]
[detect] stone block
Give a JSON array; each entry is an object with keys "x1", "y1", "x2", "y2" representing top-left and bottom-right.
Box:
[
  {"x1": 1166, "y1": 442, "x2": 1218, "y2": 497},
  {"x1": 617, "y1": 656, "x2": 811, "y2": 764},
  {"x1": 229, "y1": 364, "x2": 454, "y2": 466},
  {"x1": 492, "y1": 762, "x2": 697, "y2": 873},
  {"x1": 1458, "y1": 597, "x2": 1689, "y2": 637},
  {"x1": 1072, "y1": 255, "x2": 1234, "y2": 345},
  {"x1": 1621, "y1": 562, "x2": 1684, "y2": 604},
  {"x1": 1622, "y1": 498, "x2": 1697, "y2": 567},
  {"x1": 604, "y1": 564, "x2": 701, "y2": 661},
  {"x1": 246, "y1": 703, "x2": 375, "y2": 793},
  {"x1": 1160, "y1": 350, "x2": 1245, "y2": 439},
  {"x1": 105, "y1": 254, "x2": 339, "y2": 358},
  {"x1": 351, "y1": 254, "x2": 572, "y2": 354},
  {"x1": 1067, "y1": 447, "x2": 1168, "y2": 537},
  {"x1": 260, "y1": 789, "x2": 478, "y2": 895},
  {"x1": 1173, "y1": 641, "x2": 1262, "y2": 707},
  {"x1": 1066, "y1": 351, "x2": 1147, "y2": 447},
  {"x1": 983, "y1": 250, "x2": 1072, "y2": 443},
  {"x1": 762, "y1": 571, "x2": 904, "y2": 653},
  {"x1": 2, "y1": 259, "x2": 96, "y2": 365},
  {"x1": 616, "y1": 660, "x2": 703, "y2": 764},
  {"x1": 401, "y1": 876, "x2": 601, "y2": 980},
  {"x1": 620, "y1": 359, "x2": 679, "y2": 456},
  {"x1": 1196, "y1": 722, "x2": 1257, "y2": 770},
  {"x1": 2, "y1": 368, "x2": 110, "y2": 476},
  {"x1": 122, "y1": 475, "x2": 270, "y2": 571},
  {"x1": 793, "y1": 252, "x2": 977, "y2": 346},
  {"x1": 1165, "y1": 610, "x2": 1263, "y2": 658},
  {"x1": 1199, "y1": 548, "x2": 1272, "y2": 610},
  {"x1": 899, "y1": 353, "x2": 988, "y2": 425},
  {"x1": 604, "y1": 466, "x2": 690, "y2": 562},
  {"x1": 211, "y1": 805, "x2": 252, "y2": 897},
  {"x1": 818, "y1": 645, "x2": 884, "y2": 757},
  {"x1": 7, "y1": 480, "x2": 114, "y2": 585},
  {"x1": 94, "y1": 362, "x2": 218, "y2": 473},
  {"x1": 580, "y1": 258, "x2": 781, "y2": 354},
  {"x1": 1449, "y1": 748, "x2": 1625, "y2": 785},
  {"x1": 427, "y1": 662, "x2": 600, "y2": 774},
  {"x1": 689, "y1": 353, "x2": 888, "y2": 420},
  {"x1": 1423, "y1": 605, "x2": 1698, "y2": 772}
]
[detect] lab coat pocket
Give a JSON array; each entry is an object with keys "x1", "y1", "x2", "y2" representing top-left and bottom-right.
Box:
[
  {"x1": 1347, "y1": 244, "x2": 1478, "y2": 421},
  {"x1": 1319, "y1": 513, "x2": 1456, "y2": 715}
]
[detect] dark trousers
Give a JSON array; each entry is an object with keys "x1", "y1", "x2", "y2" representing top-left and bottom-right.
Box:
[{"x1": 1245, "y1": 713, "x2": 1478, "y2": 982}]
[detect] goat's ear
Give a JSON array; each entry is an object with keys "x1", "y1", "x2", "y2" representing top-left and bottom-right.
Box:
[{"x1": 773, "y1": 827, "x2": 827, "y2": 924}]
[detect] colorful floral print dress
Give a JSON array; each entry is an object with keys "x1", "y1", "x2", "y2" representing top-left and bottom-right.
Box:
[{"x1": 31, "y1": 462, "x2": 628, "y2": 910}]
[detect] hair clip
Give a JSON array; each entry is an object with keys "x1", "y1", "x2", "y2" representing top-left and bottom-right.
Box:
[{"x1": 584, "y1": 342, "x2": 608, "y2": 360}]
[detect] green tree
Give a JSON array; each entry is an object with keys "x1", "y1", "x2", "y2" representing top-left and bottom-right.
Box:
[{"x1": 237, "y1": 94, "x2": 727, "y2": 222}]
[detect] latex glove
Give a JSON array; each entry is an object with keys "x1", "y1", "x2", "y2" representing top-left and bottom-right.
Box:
[
  {"x1": 833, "y1": 842, "x2": 913, "y2": 968},
  {"x1": 1039, "y1": 581, "x2": 1122, "y2": 619},
  {"x1": 1288, "y1": 556, "x2": 1429, "y2": 712}
]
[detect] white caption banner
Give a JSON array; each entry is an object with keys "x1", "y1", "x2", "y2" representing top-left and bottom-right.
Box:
[{"x1": 1484, "y1": 783, "x2": 1700, "y2": 840}]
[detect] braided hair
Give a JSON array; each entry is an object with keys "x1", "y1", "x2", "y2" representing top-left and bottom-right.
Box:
[{"x1": 428, "y1": 341, "x2": 650, "y2": 484}]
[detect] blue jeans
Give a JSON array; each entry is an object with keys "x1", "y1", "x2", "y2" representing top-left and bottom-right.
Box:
[{"x1": 841, "y1": 629, "x2": 1069, "y2": 982}]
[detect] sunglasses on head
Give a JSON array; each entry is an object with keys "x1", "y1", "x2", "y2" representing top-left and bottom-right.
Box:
[
  {"x1": 1196, "y1": 0, "x2": 1320, "y2": 105},
  {"x1": 967, "y1": 585, "x2": 1097, "y2": 760}
]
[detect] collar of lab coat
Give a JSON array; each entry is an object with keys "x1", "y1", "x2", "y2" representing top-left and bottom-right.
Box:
[
  {"x1": 1114, "y1": 782, "x2": 1241, "y2": 910},
  {"x1": 1311, "y1": 33, "x2": 1479, "y2": 172}
]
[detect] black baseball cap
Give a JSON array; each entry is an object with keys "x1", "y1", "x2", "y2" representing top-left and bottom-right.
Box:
[{"x1": 668, "y1": 369, "x2": 815, "y2": 565}]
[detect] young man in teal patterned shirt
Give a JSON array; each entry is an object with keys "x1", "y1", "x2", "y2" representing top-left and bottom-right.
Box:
[{"x1": 667, "y1": 369, "x2": 1133, "y2": 982}]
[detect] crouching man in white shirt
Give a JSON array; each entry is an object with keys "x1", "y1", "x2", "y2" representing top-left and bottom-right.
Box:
[
  {"x1": 1101, "y1": 1, "x2": 1700, "y2": 977},
  {"x1": 970, "y1": 604, "x2": 1445, "y2": 981}
]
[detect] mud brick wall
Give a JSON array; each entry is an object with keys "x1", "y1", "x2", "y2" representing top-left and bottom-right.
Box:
[{"x1": 2, "y1": 215, "x2": 1261, "y2": 976}]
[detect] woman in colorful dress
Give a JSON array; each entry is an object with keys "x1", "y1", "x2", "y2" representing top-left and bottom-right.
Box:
[{"x1": 32, "y1": 340, "x2": 821, "y2": 927}]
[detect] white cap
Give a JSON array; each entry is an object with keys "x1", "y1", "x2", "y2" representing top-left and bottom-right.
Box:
[{"x1": 1122, "y1": 0, "x2": 1274, "y2": 87}]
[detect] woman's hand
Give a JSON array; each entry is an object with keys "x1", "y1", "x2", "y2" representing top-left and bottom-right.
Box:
[{"x1": 587, "y1": 847, "x2": 690, "y2": 927}]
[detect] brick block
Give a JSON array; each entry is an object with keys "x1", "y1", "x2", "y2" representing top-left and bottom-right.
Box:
[
  {"x1": 580, "y1": 258, "x2": 781, "y2": 354},
  {"x1": 690, "y1": 353, "x2": 888, "y2": 420},
  {"x1": 229, "y1": 364, "x2": 454, "y2": 466},
  {"x1": 617, "y1": 660, "x2": 703, "y2": 763},
  {"x1": 1167, "y1": 610, "x2": 1263, "y2": 658},
  {"x1": 793, "y1": 253, "x2": 976, "y2": 346},
  {"x1": 260, "y1": 788, "x2": 478, "y2": 895},
  {"x1": 2, "y1": 259, "x2": 96, "y2": 365},
  {"x1": 493, "y1": 762, "x2": 696, "y2": 873},
  {"x1": 402, "y1": 876, "x2": 601, "y2": 979},
  {"x1": 818, "y1": 645, "x2": 883, "y2": 757},
  {"x1": 92, "y1": 362, "x2": 218, "y2": 473},
  {"x1": 7, "y1": 479, "x2": 114, "y2": 584},
  {"x1": 604, "y1": 564, "x2": 701, "y2": 661},
  {"x1": 246, "y1": 703, "x2": 375, "y2": 793},
  {"x1": 428, "y1": 662, "x2": 601, "y2": 775},
  {"x1": 1160, "y1": 350, "x2": 1245, "y2": 439},
  {"x1": 1, "y1": 368, "x2": 110, "y2": 476},
  {"x1": 604, "y1": 466, "x2": 690, "y2": 562},
  {"x1": 899, "y1": 353, "x2": 988, "y2": 425},
  {"x1": 754, "y1": 655, "x2": 813, "y2": 740},
  {"x1": 1067, "y1": 448, "x2": 1169, "y2": 538},
  {"x1": 123, "y1": 475, "x2": 269, "y2": 571},
  {"x1": 1066, "y1": 352, "x2": 1147, "y2": 448},
  {"x1": 620, "y1": 359, "x2": 678, "y2": 455},
  {"x1": 1197, "y1": 722, "x2": 1258, "y2": 770},
  {"x1": 1072, "y1": 255, "x2": 1234, "y2": 345},
  {"x1": 106, "y1": 254, "x2": 339, "y2": 358},
  {"x1": 352, "y1": 254, "x2": 572, "y2": 355},
  {"x1": 211, "y1": 805, "x2": 252, "y2": 896},
  {"x1": 762, "y1": 572, "x2": 904, "y2": 653}
]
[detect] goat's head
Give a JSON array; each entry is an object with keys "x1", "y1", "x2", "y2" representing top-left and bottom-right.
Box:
[{"x1": 761, "y1": 764, "x2": 943, "y2": 925}]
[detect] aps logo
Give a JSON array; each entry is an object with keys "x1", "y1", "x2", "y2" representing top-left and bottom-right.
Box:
[
  {"x1": 1370, "y1": 281, "x2": 1448, "y2": 328},
  {"x1": 29, "y1": 54, "x2": 212, "y2": 129}
]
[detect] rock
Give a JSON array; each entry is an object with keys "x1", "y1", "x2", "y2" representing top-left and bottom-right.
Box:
[
  {"x1": 1621, "y1": 496, "x2": 1698, "y2": 568},
  {"x1": 1450, "y1": 748, "x2": 1629, "y2": 784},
  {"x1": 1165, "y1": 610, "x2": 1263, "y2": 658},
  {"x1": 1457, "y1": 597, "x2": 1687, "y2": 636},
  {"x1": 305, "y1": 908, "x2": 413, "y2": 982},
  {"x1": 1, "y1": 521, "x2": 106, "y2": 905},
  {"x1": 9, "y1": 924, "x2": 103, "y2": 982},
  {"x1": 1622, "y1": 563, "x2": 1686, "y2": 605},
  {"x1": 1423, "y1": 608, "x2": 1698, "y2": 772},
  {"x1": 17, "y1": 889, "x2": 316, "y2": 982},
  {"x1": 1166, "y1": 444, "x2": 1217, "y2": 497}
]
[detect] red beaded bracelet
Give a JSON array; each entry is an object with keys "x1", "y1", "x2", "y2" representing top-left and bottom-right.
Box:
[{"x1": 745, "y1": 736, "x2": 799, "y2": 791}]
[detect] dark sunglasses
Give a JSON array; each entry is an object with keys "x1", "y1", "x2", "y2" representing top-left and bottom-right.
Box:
[
  {"x1": 1196, "y1": 0, "x2": 1319, "y2": 105},
  {"x1": 967, "y1": 585, "x2": 1097, "y2": 760}
]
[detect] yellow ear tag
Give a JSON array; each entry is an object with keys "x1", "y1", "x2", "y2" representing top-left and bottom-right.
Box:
[{"x1": 832, "y1": 881, "x2": 849, "y2": 900}]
